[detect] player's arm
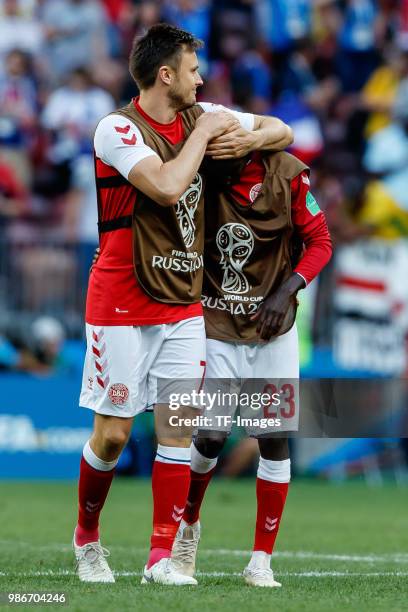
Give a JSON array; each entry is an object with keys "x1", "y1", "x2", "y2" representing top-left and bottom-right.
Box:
[
  {"x1": 252, "y1": 172, "x2": 332, "y2": 341},
  {"x1": 205, "y1": 114, "x2": 293, "y2": 159},
  {"x1": 96, "y1": 112, "x2": 239, "y2": 207},
  {"x1": 252, "y1": 114, "x2": 294, "y2": 151},
  {"x1": 128, "y1": 112, "x2": 238, "y2": 206}
]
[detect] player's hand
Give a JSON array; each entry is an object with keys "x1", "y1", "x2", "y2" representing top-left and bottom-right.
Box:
[
  {"x1": 250, "y1": 275, "x2": 305, "y2": 341},
  {"x1": 90, "y1": 247, "x2": 100, "y2": 273},
  {"x1": 206, "y1": 126, "x2": 258, "y2": 159},
  {"x1": 195, "y1": 111, "x2": 240, "y2": 141},
  {"x1": 251, "y1": 287, "x2": 294, "y2": 341}
]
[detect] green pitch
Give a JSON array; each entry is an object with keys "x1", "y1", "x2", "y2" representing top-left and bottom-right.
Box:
[{"x1": 1, "y1": 479, "x2": 407, "y2": 612}]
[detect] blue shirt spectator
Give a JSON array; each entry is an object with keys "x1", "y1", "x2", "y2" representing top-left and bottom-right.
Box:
[
  {"x1": 255, "y1": 0, "x2": 311, "y2": 52},
  {"x1": 339, "y1": 0, "x2": 377, "y2": 52},
  {"x1": 162, "y1": 0, "x2": 211, "y2": 68}
]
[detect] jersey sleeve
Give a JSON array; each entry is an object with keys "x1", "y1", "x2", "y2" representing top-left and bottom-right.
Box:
[
  {"x1": 291, "y1": 172, "x2": 332, "y2": 285},
  {"x1": 198, "y1": 102, "x2": 255, "y2": 131},
  {"x1": 94, "y1": 114, "x2": 160, "y2": 179}
]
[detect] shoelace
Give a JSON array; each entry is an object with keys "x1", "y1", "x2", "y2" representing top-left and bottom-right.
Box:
[
  {"x1": 76, "y1": 544, "x2": 110, "y2": 570},
  {"x1": 247, "y1": 567, "x2": 273, "y2": 579},
  {"x1": 173, "y1": 537, "x2": 198, "y2": 564}
]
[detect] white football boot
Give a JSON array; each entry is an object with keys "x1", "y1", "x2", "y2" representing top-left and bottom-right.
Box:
[
  {"x1": 243, "y1": 552, "x2": 281, "y2": 587},
  {"x1": 73, "y1": 538, "x2": 115, "y2": 583},
  {"x1": 171, "y1": 519, "x2": 201, "y2": 577},
  {"x1": 242, "y1": 566, "x2": 282, "y2": 587},
  {"x1": 141, "y1": 557, "x2": 197, "y2": 586}
]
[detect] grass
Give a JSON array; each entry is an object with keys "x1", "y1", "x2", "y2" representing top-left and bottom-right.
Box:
[{"x1": 0, "y1": 479, "x2": 407, "y2": 611}]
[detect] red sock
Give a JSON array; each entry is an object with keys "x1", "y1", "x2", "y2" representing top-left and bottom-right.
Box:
[
  {"x1": 183, "y1": 468, "x2": 215, "y2": 525},
  {"x1": 147, "y1": 460, "x2": 190, "y2": 568},
  {"x1": 76, "y1": 456, "x2": 115, "y2": 546},
  {"x1": 253, "y1": 479, "x2": 289, "y2": 554}
]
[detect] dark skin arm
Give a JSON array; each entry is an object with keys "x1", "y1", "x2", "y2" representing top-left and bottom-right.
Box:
[{"x1": 251, "y1": 273, "x2": 306, "y2": 341}]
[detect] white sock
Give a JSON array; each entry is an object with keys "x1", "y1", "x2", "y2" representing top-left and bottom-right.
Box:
[
  {"x1": 248, "y1": 550, "x2": 271, "y2": 570},
  {"x1": 190, "y1": 441, "x2": 218, "y2": 474},
  {"x1": 83, "y1": 440, "x2": 118, "y2": 471},
  {"x1": 155, "y1": 444, "x2": 191, "y2": 465},
  {"x1": 257, "y1": 457, "x2": 291, "y2": 483}
]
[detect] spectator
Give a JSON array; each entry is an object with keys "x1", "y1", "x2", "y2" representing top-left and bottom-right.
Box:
[
  {"x1": 121, "y1": 0, "x2": 164, "y2": 56},
  {"x1": 0, "y1": 0, "x2": 36, "y2": 17},
  {"x1": 41, "y1": 67, "x2": 114, "y2": 164},
  {"x1": 0, "y1": 155, "x2": 29, "y2": 313},
  {"x1": 360, "y1": 45, "x2": 408, "y2": 138},
  {"x1": 40, "y1": 0, "x2": 109, "y2": 80},
  {"x1": 255, "y1": 0, "x2": 312, "y2": 89},
  {"x1": 280, "y1": 37, "x2": 339, "y2": 113},
  {"x1": 0, "y1": 332, "x2": 48, "y2": 372},
  {"x1": 30, "y1": 315, "x2": 66, "y2": 369},
  {"x1": 398, "y1": 0, "x2": 408, "y2": 48},
  {"x1": 0, "y1": 155, "x2": 28, "y2": 234},
  {"x1": 163, "y1": 0, "x2": 211, "y2": 70},
  {"x1": 0, "y1": 316, "x2": 69, "y2": 373},
  {"x1": 205, "y1": 4, "x2": 272, "y2": 113},
  {"x1": 272, "y1": 93, "x2": 324, "y2": 166},
  {"x1": 62, "y1": 153, "x2": 99, "y2": 291},
  {"x1": 255, "y1": 0, "x2": 311, "y2": 54},
  {"x1": 392, "y1": 46, "x2": 408, "y2": 125},
  {"x1": 231, "y1": 50, "x2": 273, "y2": 114},
  {"x1": 40, "y1": 67, "x2": 113, "y2": 290},
  {"x1": 99, "y1": 0, "x2": 133, "y2": 57},
  {"x1": 0, "y1": 0, "x2": 44, "y2": 62},
  {"x1": 336, "y1": 0, "x2": 379, "y2": 92},
  {"x1": 0, "y1": 49, "x2": 38, "y2": 185}
]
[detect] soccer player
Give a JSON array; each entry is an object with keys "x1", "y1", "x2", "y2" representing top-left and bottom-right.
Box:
[
  {"x1": 74, "y1": 24, "x2": 293, "y2": 586},
  {"x1": 172, "y1": 151, "x2": 332, "y2": 586}
]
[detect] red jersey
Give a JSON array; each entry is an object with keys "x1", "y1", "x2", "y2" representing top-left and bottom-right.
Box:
[
  {"x1": 229, "y1": 152, "x2": 332, "y2": 284},
  {"x1": 86, "y1": 100, "x2": 202, "y2": 326},
  {"x1": 86, "y1": 99, "x2": 255, "y2": 326}
]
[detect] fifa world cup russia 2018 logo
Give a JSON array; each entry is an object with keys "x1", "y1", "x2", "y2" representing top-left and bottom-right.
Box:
[
  {"x1": 176, "y1": 173, "x2": 202, "y2": 248},
  {"x1": 216, "y1": 223, "x2": 254, "y2": 294}
]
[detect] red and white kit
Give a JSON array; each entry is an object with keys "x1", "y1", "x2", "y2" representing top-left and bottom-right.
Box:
[
  {"x1": 80, "y1": 100, "x2": 255, "y2": 416},
  {"x1": 204, "y1": 153, "x2": 332, "y2": 434}
]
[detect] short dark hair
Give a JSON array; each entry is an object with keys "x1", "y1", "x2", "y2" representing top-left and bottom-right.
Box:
[{"x1": 129, "y1": 23, "x2": 203, "y2": 90}]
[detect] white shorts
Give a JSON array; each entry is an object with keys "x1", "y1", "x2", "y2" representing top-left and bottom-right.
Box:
[
  {"x1": 201, "y1": 325, "x2": 299, "y2": 435},
  {"x1": 79, "y1": 316, "x2": 206, "y2": 418}
]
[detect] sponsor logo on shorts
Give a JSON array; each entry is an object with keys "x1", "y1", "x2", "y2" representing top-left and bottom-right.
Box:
[
  {"x1": 249, "y1": 183, "x2": 262, "y2": 203},
  {"x1": 108, "y1": 383, "x2": 129, "y2": 406}
]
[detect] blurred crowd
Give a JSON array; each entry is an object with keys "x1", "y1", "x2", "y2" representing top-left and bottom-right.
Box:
[{"x1": 1, "y1": 0, "x2": 408, "y2": 347}]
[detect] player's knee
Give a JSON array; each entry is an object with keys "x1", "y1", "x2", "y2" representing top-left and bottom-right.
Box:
[
  {"x1": 194, "y1": 434, "x2": 227, "y2": 459},
  {"x1": 258, "y1": 437, "x2": 289, "y2": 461},
  {"x1": 101, "y1": 427, "x2": 129, "y2": 455}
]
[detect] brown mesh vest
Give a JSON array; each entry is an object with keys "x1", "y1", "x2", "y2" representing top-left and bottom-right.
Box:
[
  {"x1": 202, "y1": 152, "x2": 309, "y2": 343},
  {"x1": 99, "y1": 101, "x2": 205, "y2": 304}
]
